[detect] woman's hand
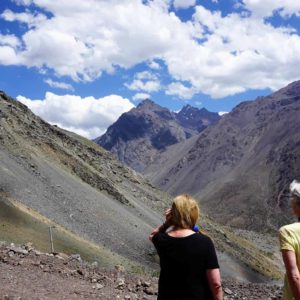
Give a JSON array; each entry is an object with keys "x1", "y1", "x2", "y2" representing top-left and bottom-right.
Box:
[
  {"x1": 149, "y1": 208, "x2": 173, "y2": 241},
  {"x1": 149, "y1": 226, "x2": 160, "y2": 241},
  {"x1": 165, "y1": 208, "x2": 172, "y2": 224}
]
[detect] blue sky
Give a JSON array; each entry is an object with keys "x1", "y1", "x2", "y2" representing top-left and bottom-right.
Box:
[{"x1": 0, "y1": 0, "x2": 300, "y2": 138}]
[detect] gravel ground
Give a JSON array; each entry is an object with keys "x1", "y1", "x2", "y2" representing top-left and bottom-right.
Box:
[{"x1": 0, "y1": 242, "x2": 283, "y2": 300}]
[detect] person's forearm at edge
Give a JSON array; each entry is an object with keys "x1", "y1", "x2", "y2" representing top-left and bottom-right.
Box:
[
  {"x1": 206, "y1": 268, "x2": 223, "y2": 300},
  {"x1": 282, "y1": 250, "x2": 300, "y2": 299},
  {"x1": 288, "y1": 272, "x2": 300, "y2": 300}
]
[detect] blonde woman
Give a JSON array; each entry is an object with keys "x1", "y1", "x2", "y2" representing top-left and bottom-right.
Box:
[
  {"x1": 149, "y1": 194, "x2": 223, "y2": 300},
  {"x1": 279, "y1": 180, "x2": 300, "y2": 300}
]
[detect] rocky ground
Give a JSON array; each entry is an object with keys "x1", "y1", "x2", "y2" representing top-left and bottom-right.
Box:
[{"x1": 0, "y1": 242, "x2": 283, "y2": 300}]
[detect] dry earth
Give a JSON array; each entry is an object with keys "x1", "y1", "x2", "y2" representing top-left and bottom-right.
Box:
[{"x1": 0, "y1": 242, "x2": 283, "y2": 300}]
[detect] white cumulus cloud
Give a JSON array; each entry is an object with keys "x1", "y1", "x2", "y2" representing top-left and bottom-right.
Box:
[
  {"x1": 0, "y1": 46, "x2": 21, "y2": 65},
  {"x1": 1, "y1": 0, "x2": 300, "y2": 99},
  {"x1": 17, "y1": 92, "x2": 135, "y2": 139},
  {"x1": 0, "y1": 34, "x2": 20, "y2": 48},
  {"x1": 1, "y1": 0, "x2": 187, "y2": 81},
  {"x1": 163, "y1": 5, "x2": 300, "y2": 98},
  {"x1": 148, "y1": 60, "x2": 161, "y2": 69},
  {"x1": 166, "y1": 82, "x2": 196, "y2": 99},
  {"x1": 125, "y1": 80, "x2": 161, "y2": 92},
  {"x1": 135, "y1": 71, "x2": 158, "y2": 80},
  {"x1": 241, "y1": 0, "x2": 300, "y2": 18},
  {"x1": 173, "y1": 0, "x2": 196, "y2": 9},
  {"x1": 132, "y1": 93, "x2": 151, "y2": 101},
  {"x1": 125, "y1": 71, "x2": 161, "y2": 92},
  {"x1": 44, "y1": 79, "x2": 74, "y2": 91},
  {"x1": 1, "y1": 9, "x2": 47, "y2": 28}
]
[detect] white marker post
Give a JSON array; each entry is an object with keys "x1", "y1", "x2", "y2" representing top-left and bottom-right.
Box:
[{"x1": 48, "y1": 226, "x2": 55, "y2": 253}]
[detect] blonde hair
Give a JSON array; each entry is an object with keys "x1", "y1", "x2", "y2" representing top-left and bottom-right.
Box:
[{"x1": 170, "y1": 194, "x2": 200, "y2": 229}]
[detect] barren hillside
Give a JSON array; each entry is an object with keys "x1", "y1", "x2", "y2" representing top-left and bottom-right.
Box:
[
  {"x1": 0, "y1": 91, "x2": 169, "y2": 270},
  {"x1": 146, "y1": 81, "x2": 300, "y2": 231}
]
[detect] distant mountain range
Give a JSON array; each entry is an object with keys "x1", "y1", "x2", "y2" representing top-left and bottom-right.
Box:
[
  {"x1": 148, "y1": 81, "x2": 300, "y2": 231},
  {"x1": 95, "y1": 99, "x2": 220, "y2": 172},
  {"x1": 97, "y1": 82, "x2": 300, "y2": 232}
]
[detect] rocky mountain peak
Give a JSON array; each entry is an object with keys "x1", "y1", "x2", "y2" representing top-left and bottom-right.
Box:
[
  {"x1": 133, "y1": 99, "x2": 175, "y2": 122},
  {"x1": 180, "y1": 104, "x2": 192, "y2": 110},
  {"x1": 179, "y1": 104, "x2": 198, "y2": 114},
  {"x1": 96, "y1": 100, "x2": 221, "y2": 172},
  {"x1": 176, "y1": 104, "x2": 220, "y2": 132},
  {"x1": 199, "y1": 107, "x2": 209, "y2": 113},
  {"x1": 271, "y1": 80, "x2": 300, "y2": 98},
  {"x1": 177, "y1": 105, "x2": 211, "y2": 118},
  {"x1": 137, "y1": 99, "x2": 160, "y2": 110}
]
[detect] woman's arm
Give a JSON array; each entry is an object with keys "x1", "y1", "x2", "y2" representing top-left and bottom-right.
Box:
[
  {"x1": 206, "y1": 268, "x2": 223, "y2": 300},
  {"x1": 149, "y1": 225, "x2": 162, "y2": 241},
  {"x1": 149, "y1": 208, "x2": 172, "y2": 241},
  {"x1": 282, "y1": 250, "x2": 300, "y2": 299}
]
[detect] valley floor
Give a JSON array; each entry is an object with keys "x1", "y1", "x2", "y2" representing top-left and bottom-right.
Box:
[{"x1": 0, "y1": 242, "x2": 283, "y2": 300}]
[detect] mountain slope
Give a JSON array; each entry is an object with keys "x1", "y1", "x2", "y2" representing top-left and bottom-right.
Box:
[
  {"x1": 146, "y1": 81, "x2": 300, "y2": 231},
  {"x1": 0, "y1": 91, "x2": 170, "y2": 270},
  {"x1": 0, "y1": 196, "x2": 135, "y2": 269},
  {"x1": 95, "y1": 99, "x2": 220, "y2": 172}
]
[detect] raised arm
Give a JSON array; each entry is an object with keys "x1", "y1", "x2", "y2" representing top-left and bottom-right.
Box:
[
  {"x1": 282, "y1": 250, "x2": 300, "y2": 299},
  {"x1": 206, "y1": 268, "x2": 223, "y2": 300},
  {"x1": 149, "y1": 208, "x2": 172, "y2": 241}
]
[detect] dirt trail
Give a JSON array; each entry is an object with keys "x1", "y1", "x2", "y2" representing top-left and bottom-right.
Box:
[{"x1": 0, "y1": 242, "x2": 283, "y2": 300}]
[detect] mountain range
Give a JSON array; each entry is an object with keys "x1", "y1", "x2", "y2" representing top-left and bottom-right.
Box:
[
  {"x1": 149, "y1": 81, "x2": 300, "y2": 231},
  {"x1": 95, "y1": 99, "x2": 220, "y2": 172},
  {"x1": 98, "y1": 82, "x2": 300, "y2": 232}
]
